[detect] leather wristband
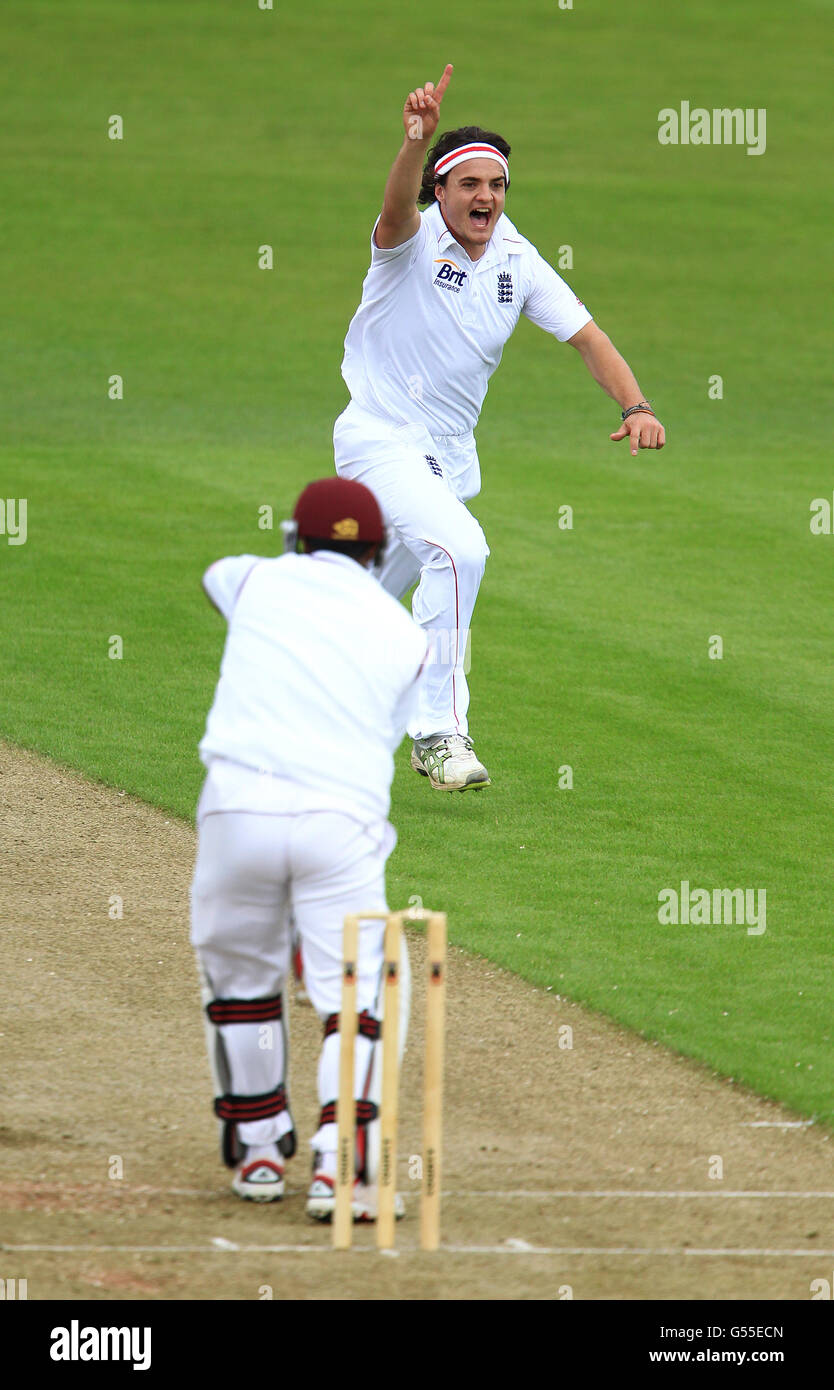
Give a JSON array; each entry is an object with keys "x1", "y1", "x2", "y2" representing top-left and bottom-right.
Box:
[{"x1": 621, "y1": 401, "x2": 655, "y2": 421}]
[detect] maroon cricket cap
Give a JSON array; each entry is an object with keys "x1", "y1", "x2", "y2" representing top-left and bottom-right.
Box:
[{"x1": 293, "y1": 477, "x2": 384, "y2": 545}]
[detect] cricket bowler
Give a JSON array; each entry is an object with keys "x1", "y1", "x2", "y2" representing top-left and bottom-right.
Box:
[{"x1": 334, "y1": 63, "x2": 665, "y2": 791}]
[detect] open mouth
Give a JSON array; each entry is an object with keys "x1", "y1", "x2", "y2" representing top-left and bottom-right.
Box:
[{"x1": 469, "y1": 208, "x2": 491, "y2": 230}]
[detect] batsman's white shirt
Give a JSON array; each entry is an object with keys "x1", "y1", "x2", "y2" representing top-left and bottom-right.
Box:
[
  {"x1": 198, "y1": 550, "x2": 428, "y2": 824},
  {"x1": 341, "y1": 199, "x2": 593, "y2": 437}
]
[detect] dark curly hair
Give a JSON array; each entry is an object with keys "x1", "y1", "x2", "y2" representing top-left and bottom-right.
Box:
[{"x1": 418, "y1": 126, "x2": 511, "y2": 206}]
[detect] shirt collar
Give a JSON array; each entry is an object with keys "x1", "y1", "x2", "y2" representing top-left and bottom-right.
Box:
[
  {"x1": 309, "y1": 549, "x2": 368, "y2": 574},
  {"x1": 425, "y1": 199, "x2": 510, "y2": 268}
]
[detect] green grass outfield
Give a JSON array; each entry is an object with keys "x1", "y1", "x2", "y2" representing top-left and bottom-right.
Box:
[{"x1": 2, "y1": 0, "x2": 833, "y2": 1122}]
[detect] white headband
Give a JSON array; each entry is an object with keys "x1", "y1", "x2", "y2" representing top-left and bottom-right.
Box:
[{"x1": 433, "y1": 142, "x2": 510, "y2": 187}]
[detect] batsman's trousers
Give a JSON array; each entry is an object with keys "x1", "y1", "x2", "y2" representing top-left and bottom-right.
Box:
[{"x1": 190, "y1": 770, "x2": 410, "y2": 1159}]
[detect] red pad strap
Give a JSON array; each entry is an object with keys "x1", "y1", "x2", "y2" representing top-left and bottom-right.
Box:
[
  {"x1": 318, "y1": 1099, "x2": 378, "y2": 1127},
  {"x1": 323, "y1": 1010, "x2": 381, "y2": 1041},
  {"x1": 215, "y1": 1084, "x2": 288, "y2": 1123},
  {"x1": 207, "y1": 993, "x2": 283, "y2": 1025}
]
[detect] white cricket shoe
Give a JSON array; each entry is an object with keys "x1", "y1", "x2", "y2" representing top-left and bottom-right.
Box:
[
  {"x1": 305, "y1": 1173, "x2": 337, "y2": 1222},
  {"x1": 411, "y1": 734, "x2": 491, "y2": 792},
  {"x1": 305, "y1": 1173, "x2": 405, "y2": 1224},
  {"x1": 232, "y1": 1146, "x2": 285, "y2": 1202}
]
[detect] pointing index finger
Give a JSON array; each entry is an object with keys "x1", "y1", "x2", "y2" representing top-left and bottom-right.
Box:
[{"x1": 435, "y1": 63, "x2": 453, "y2": 100}]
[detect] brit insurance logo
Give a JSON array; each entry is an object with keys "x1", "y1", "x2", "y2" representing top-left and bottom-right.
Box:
[{"x1": 433, "y1": 258, "x2": 467, "y2": 294}]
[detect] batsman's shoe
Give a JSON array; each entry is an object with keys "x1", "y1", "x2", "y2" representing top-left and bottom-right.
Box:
[
  {"x1": 305, "y1": 1173, "x2": 337, "y2": 1222},
  {"x1": 305, "y1": 1174, "x2": 405, "y2": 1224},
  {"x1": 352, "y1": 1180, "x2": 406, "y2": 1224},
  {"x1": 411, "y1": 734, "x2": 490, "y2": 792},
  {"x1": 232, "y1": 1146, "x2": 285, "y2": 1202}
]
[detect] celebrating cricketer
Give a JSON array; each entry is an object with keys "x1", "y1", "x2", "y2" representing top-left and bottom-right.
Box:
[{"x1": 334, "y1": 64, "x2": 665, "y2": 791}]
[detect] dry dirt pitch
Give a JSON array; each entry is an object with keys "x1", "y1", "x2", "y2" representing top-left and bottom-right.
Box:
[{"x1": 2, "y1": 741, "x2": 832, "y2": 1301}]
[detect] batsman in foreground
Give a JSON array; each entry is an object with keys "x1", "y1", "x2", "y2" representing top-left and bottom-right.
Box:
[
  {"x1": 190, "y1": 478, "x2": 428, "y2": 1219},
  {"x1": 335, "y1": 63, "x2": 665, "y2": 791}
]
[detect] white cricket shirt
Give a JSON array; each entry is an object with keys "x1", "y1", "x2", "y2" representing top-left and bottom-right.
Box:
[
  {"x1": 198, "y1": 551, "x2": 428, "y2": 823},
  {"x1": 341, "y1": 199, "x2": 593, "y2": 436}
]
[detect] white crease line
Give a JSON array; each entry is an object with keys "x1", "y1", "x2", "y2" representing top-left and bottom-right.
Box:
[
  {"x1": 1, "y1": 1244, "x2": 328, "y2": 1255},
  {"x1": 3, "y1": 1243, "x2": 833, "y2": 1258},
  {"x1": 445, "y1": 1190, "x2": 834, "y2": 1199},
  {"x1": 449, "y1": 1247, "x2": 834, "y2": 1258},
  {"x1": 744, "y1": 1121, "x2": 815, "y2": 1128}
]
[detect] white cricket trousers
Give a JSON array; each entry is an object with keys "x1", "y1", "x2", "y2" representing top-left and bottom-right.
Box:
[
  {"x1": 190, "y1": 800, "x2": 409, "y2": 1164},
  {"x1": 334, "y1": 399, "x2": 490, "y2": 740}
]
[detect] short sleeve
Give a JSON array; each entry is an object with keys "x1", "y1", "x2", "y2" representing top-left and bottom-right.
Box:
[
  {"x1": 369, "y1": 213, "x2": 429, "y2": 271},
  {"x1": 202, "y1": 555, "x2": 261, "y2": 620},
  {"x1": 521, "y1": 250, "x2": 593, "y2": 341}
]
